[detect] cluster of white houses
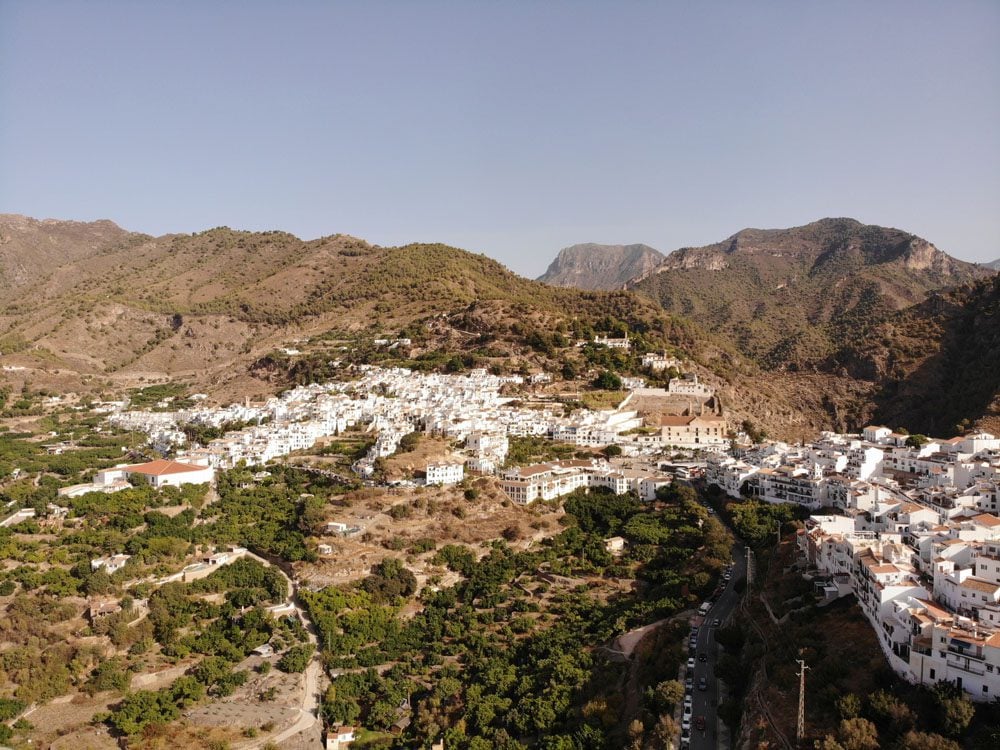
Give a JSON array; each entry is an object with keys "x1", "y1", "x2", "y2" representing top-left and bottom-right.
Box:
[
  {"x1": 499, "y1": 458, "x2": 673, "y2": 505},
  {"x1": 706, "y1": 425, "x2": 1000, "y2": 700},
  {"x1": 107, "y1": 367, "x2": 729, "y2": 480}
]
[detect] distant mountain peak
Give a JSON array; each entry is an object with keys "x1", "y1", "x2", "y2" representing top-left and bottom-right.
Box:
[{"x1": 537, "y1": 242, "x2": 664, "y2": 290}]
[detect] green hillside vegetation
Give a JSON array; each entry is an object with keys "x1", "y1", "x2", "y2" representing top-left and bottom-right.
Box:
[
  {"x1": 302, "y1": 483, "x2": 733, "y2": 748},
  {"x1": 0, "y1": 218, "x2": 728, "y2": 405},
  {"x1": 629, "y1": 218, "x2": 986, "y2": 370},
  {"x1": 838, "y1": 273, "x2": 1000, "y2": 436}
]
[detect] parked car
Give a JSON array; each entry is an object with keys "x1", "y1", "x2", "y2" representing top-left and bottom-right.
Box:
[{"x1": 686, "y1": 657, "x2": 695, "y2": 672}]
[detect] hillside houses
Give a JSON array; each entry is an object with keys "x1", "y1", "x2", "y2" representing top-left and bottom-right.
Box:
[
  {"x1": 712, "y1": 425, "x2": 1000, "y2": 699},
  {"x1": 641, "y1": 352, "x2": 681, "y2": 372},
  {"x1": 801, "y1": 511, "x2": 1000, "y2": 701},
  {"x1": 499, "y1": 459, "x2": 672, "y2": 505},
  {"x1": 708, "y1": 428, "x2": 1000, "y2": 513},
  {"x1": 105, "y1": 366, "x2": 728, "y2": 479},
  {"x1": 667, "y1": 373, "x2": 714, "y2": 398}
]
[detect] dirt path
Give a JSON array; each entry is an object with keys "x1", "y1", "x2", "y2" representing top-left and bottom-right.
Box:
[{"x1": 242, "y1": 551, "x2": 323, "y2": 749}]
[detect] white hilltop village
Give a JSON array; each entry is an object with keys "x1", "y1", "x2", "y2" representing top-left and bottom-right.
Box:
[
  {"x1": 708, "y1": 425, "x2": 1000, "y2": 701},
  {"x1": 83, "y1": 364, "x2": 727, "y2": 502},
  {"x1": 63, "y1": 362, "x2": 1000, "y2": 703}
]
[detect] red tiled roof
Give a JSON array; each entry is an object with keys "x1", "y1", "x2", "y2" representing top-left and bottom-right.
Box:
[{"x1": 123, "y1": 459, "x2": 207, "y2": 476}]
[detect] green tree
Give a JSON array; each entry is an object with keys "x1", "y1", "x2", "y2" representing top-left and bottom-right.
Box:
[
  {"x1": 836, "y1": 693, "x2": 862, "y2": 720},
  {"x1": 892, "y1": 731, "x2": 960, "y2": 750},
  {"x1": 930, "y1": 683, "x2": 974, "y2": 737},
  {"x1": 277, "y1": 644, "x2": 314, "y2": 673},
  {"x1": 868, "y1": 689, "x2": 915, "y2": 736},
  {"x1": 649, "y1": 679, "x2": 684, "y2": 712},
  {"x1": 592, "y1": 371, "x2": 622, "y2": 390},
  {"x1": 837, "y1": 718, "x2": 879, "y2": 750}
]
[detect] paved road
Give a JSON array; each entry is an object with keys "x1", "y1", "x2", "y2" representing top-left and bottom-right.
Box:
[{"x1": 686, "y1": 536, "x2": 746, "y2": 750}]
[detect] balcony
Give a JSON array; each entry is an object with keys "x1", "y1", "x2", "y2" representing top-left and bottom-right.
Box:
[{"x1": 946, "y1": 650, "x2": 986, "y2": 676}]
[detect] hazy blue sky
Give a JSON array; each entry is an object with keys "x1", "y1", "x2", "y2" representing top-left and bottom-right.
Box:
[{"x1": 2, "y1": 1, "x2": 998, "y2": 276}]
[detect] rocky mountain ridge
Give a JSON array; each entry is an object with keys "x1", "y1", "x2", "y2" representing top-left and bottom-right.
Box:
[
  {"x1": 1, "y1": 215, "x2": 997, "y2": 440},
  {"x1": 537, "y1": 242, "x2": 664, "y2": 290},
  {"x1": 627, "y1": 218, "x2": 989, "y2": 368}
]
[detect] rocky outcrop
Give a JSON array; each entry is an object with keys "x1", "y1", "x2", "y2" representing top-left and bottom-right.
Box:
[{"x1": 538, "y1": 243, "x2": 664, "y2": 290}]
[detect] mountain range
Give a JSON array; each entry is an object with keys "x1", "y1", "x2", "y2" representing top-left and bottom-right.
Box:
[
  {"x1": 628, "y1": 218, "x2": 988, "y2": 367},
  {"x1": 1, "y1": 213, "x2": 998, "y2": 438},
  {"x1": 0, "y1": 214, "x2": 708, "y2": 406}
]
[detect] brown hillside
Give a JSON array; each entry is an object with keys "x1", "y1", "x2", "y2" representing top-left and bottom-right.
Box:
[
  {"x1": 0, "y1": 219, "x2": 723, "y2": 407},
  {"x1": 629, "y1": 218, "x2": 989, "y2": 369}
]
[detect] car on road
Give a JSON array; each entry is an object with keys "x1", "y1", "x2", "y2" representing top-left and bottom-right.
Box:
[
  {"x1": 698, "y1": 653, "x2": 707, "y2": 662},
  {"x1": 698, "y1": 676, "x2": 708, "y2": 691},
  {"x1": 694, "y1": 715, "x2": 706, "y2": 731},
  {"x1": 713, "y1": 618, "x2": 721, "y2": 627}
]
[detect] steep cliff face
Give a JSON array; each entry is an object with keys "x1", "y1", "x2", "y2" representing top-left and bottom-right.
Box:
[{"x1": 538, "y1": 243, "x2": 664, "y2": 290}]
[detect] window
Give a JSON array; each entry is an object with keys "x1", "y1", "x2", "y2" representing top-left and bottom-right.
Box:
[{"x1": 930, "y1": 669, "x2": 936, "y2": 679}]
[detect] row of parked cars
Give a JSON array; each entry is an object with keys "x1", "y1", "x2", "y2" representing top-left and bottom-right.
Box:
[
  {"x1": 679, "y1": 561, "x2": 735, "y2": 747},
  {"x1": 680, "y1": 623, "x2": 708, "y2": 747}
]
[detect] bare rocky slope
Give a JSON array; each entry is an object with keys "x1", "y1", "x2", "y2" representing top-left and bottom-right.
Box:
[{"x1": 537, "y1": 242, "x2": 664, "y2": 290}]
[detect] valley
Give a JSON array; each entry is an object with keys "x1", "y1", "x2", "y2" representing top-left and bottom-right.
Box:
[{"x1": 1, "y1": 214, "x2": 999, "y2": 750}]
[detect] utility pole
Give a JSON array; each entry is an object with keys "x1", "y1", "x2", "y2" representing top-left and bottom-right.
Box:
[
  {"x1": 796, "y1": 659, "x2": 810, "y2": 745},
  {"x1": 744, "y1": 547, "x2": 753, "y2": 608}
]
